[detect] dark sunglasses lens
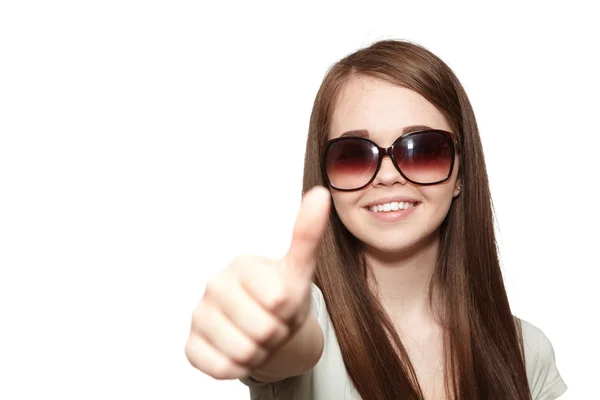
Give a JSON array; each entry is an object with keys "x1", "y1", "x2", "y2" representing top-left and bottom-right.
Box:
[
  {"x1": 393, "y1": 131, "x2": 453, "y2": 184},
  {"x1": 325, "y1": 138, "x2": 378, "y2": 190}
]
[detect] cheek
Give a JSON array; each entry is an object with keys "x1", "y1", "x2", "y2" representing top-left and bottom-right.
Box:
[
  {"x1": 330, "y1": 192, "x2": 363, "y2": 224},
  {"x1": 331, "y1": 193, "x2": 353, "y2": 212},
  {"x1": 420, "y1": 184, "x2": 457, "y2": 223}
]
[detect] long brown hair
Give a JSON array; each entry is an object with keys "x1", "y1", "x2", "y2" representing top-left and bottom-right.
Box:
[{"x1": 301, "y1": 39, "x2": 531, "y2": 400}]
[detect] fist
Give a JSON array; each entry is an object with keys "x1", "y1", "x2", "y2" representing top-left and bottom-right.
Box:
[{"x1": 185, "y1": 186, "x2": 331, "y2": 380}]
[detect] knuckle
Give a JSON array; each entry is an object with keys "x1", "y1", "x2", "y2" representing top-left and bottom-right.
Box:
[
  {"x1": 184, "y1": 336, "x2": 206, "y2": 371},
  {"x1": 231, "y1": 253, "x2": 254, "y2": 267},
  {"x1": 204, "y1": 278, "x2": 226, "y2": 300},
  {"x1": 264, "y1": 288, "x2": 289, "y2": 310},
  {"x1": 232, "y1": 254, "x2": 270, "y2": 270},
  {"x1": 211, "y1": 359, "x2": 236, "y2": 380},
  {"x1": 190, "y1": 302, "x2": 208, "y2": 331},
  {"x1": 184, "y1": 338, "x2": 195, "y2": 362},
  {"x1": 233, "y1": 340, "x2": 260, "y2": 365},
  {"x1": 256, "y1": 323, "x2": 281, "y2": 344},
  {"x1": 230, "y1": 254, "x2": 246, "y2": 266}
]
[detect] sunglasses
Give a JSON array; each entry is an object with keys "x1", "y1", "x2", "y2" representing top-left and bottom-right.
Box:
[{"x1": 322, "y1": 129, "x2": 456, "y2": 191}]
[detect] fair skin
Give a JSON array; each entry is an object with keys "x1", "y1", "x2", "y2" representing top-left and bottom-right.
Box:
[
  {"x1": 186, "y1": 74, "x2": 461, "y2": 398},
  {"x1": 328, "y1": 74, "x2": 461, "y2": 398}
]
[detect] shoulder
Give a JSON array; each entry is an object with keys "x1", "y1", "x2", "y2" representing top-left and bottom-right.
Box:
[{"x1": 515, "y1": 316, "x2": 568, "y2": 400}]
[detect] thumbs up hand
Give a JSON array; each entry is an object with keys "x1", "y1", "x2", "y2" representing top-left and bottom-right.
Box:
[{"x1": 185, "y1": 186, "x2": 331, "y2": 380}]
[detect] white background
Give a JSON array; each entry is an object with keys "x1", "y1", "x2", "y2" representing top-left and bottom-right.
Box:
[{"x1": 0, "y1": 1, "x2": 597, "y2": 399}]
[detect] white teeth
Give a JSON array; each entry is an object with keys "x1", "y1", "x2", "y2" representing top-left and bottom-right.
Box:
[{"x1": 369, "y1": 201, "x2": 417, "y2": 213}]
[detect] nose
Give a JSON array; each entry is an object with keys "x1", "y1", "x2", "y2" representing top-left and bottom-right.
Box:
[{"x1": 371, "y1": 155, "x2": 407, "y2": 187}]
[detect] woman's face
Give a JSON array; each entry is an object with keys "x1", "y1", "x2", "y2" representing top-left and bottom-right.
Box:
[{"x1": 327, "y1": 75, "x2": 461, "y2": 254}]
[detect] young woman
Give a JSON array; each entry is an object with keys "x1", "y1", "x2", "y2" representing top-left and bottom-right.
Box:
[{"x1": 185, "y1": 39, "x2": 567, "y2": 399}]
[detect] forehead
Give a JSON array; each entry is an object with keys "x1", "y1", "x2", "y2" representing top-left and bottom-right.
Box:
[{"x1": 329, "y1": 75, "x2": 452, "y2": 142}]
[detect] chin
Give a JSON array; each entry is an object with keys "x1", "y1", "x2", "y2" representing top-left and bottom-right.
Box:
[
  {"x1": 352, "y1": 222, "x2": 441, "y2": 256},
  {"x1": 362, "y1": 237, "x2": 422, "y2": 256},
  {"x1": 337, "y1": 207, "x2": 442, "y2": 255}
]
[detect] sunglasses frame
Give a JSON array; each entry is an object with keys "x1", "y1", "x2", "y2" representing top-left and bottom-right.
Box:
[{"x1": 321, "y1": 129, "x2": 456, "y2": 192}]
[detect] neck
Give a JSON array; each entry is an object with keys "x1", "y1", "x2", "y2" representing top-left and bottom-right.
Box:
[{"x1": 364, "y1": 230, "x2": 443, "y2": 325}]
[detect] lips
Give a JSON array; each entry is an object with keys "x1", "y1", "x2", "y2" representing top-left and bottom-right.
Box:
[
  {"x1": 363, "y1": 195, "x2": 421, "y2": 208},
  {"x1": 364, "y1": 201, "x2": 419, "y2": 222}
]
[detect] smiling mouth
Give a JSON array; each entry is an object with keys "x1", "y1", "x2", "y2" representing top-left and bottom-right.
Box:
[{"x1": 365, "y1": 201, "x2": 420, "y2": 213}]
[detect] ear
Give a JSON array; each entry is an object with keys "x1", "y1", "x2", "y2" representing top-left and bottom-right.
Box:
[{"x1": 453, "y1": 178, "x2": 462, "y2": 198}]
